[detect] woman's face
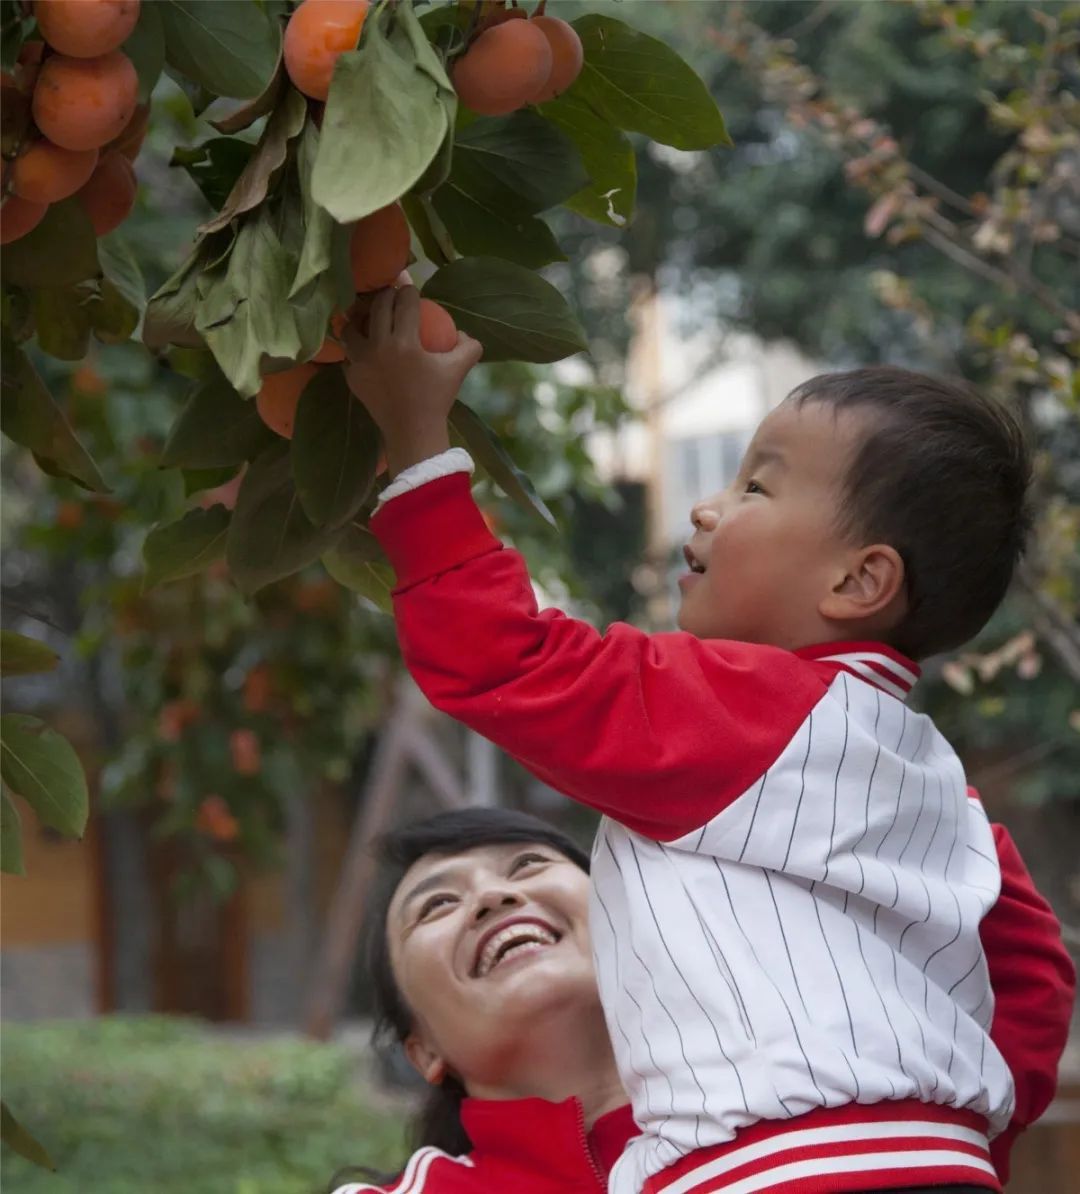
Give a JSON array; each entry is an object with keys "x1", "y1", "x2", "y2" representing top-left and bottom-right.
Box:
[{"x1": 386, "y1": 841, "x2": 597, "y2": 1088}]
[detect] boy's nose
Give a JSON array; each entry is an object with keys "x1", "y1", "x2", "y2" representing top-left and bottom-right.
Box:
[{"x1": 690, "y1": 500, "x2": 720, "y2": 531}]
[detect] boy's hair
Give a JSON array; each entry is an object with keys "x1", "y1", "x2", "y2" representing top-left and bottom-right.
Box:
[{"x1": 788, "y1": 366, "x2": 1032, "y2": 660}]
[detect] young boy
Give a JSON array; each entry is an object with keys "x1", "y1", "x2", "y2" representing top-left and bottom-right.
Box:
[{"x1": 343, "y1": 288, "x2": 1074, "y2": 1194}]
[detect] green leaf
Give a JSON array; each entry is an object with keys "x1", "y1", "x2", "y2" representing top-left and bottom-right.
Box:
[
  {"x1": 422, "y1": 257, "x2": 588, "y2": 363},
  {"x1": 540, "y1": 92, "x2": 636, "y2": 227},
  {"x1": 312, "y1": 9, "x2": 452, "y2": 222},
  {"x1": 322, "y1": 525, "x2": 394, "y2": 612},
  {"x1": 0, "y1": 713, "x2": 88, "y2": 839},
  {"x1": 196, "y1": 213, "x2": 302, "y2": 398},
  {"x1": 291, "y1": 368, "x2": 379, "y2": 529},
  {"x1": 182, "y1": 466, "x2": 236, "y2": 497},
  {"x1": 290, "y1": 121, "x2": 336, "y2": 302},
  {"x1": 570, "y1": 15, "x2": 731, "y2": 151},
  {"x1": 198, "y1": 87, "x2": 306, "y2": 237},
  {"x1": 32, "y1": 288, "x2": 92, "y2": 361},
  {"x1": 412, "y1": 126, "x2": 455, "y2": 197},
  {"x1": 0, "y1": 3, "x2": 31, "y2": 73},
  {"x1": 1, "y1": 1102, "x2": 53, "y2": 1170},
  {"x1": 226, "y1": 443, "x2": 343, "y2": 594},
  {"x1": 1, "y1": 790, "x2": 25, "y2": 877},
  {"x1": 450, "y1": 402, "x2": 556, "y2": 528},
  {"x1": 210, "y1": 61, "x2": 284, "y2": 135},
  {"x1": 87, "y1": 278, "x2": 140, "y2": 345},
  {"x1": 400, "y1": 193, "x2": 453, "y2": 267},
  {"x1": 143, "y1": 505, "x2": 231, "y2": 588},
  {"x1": 97, "y1": 232, "x2": 146, "y2": 317},
  {"x1": 0, "y1": 198, "x2": 99, "y2": 289},
  {"x1": 453, "y1": 112, "x2": 590, "y2": 213},
  {"x1": 161, "y1": 371, "x2": 276, "y2": 469},
  {"x1": 171, "y1": 138, "x2": 257, "y2": 211},
  {"x1": 122, "y1": 0, "x2": 165, "y2": 103},
  {"x1": 432, "y1": 110, "x2": 587, "y2": 266},
  {"x1": 89, "y1": 234, "x2": 145, "y2": 345},
  {"x1": 327, "y1": 219, "x2": 358, "y2": 313},
  {"x1": 0, "y1": 631, "x2": 60, "y2": 677},
  {"x1": 0, "y1": 341, "x2": 109, "y2": 492},
  {"x1": 432, "y1": 190, "x2": 564, "y2": 269},
  {"x1": 165, "y1": 66, "x2": 218, "y2": 118},
  {"x1": 144, "y1": 234, "x2": 233, "y2": 351},
  {"x1": 160, "y1": 0, "x2": 281, "y2": 100}
]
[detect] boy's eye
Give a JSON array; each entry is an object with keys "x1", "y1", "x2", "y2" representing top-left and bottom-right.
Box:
[
  {"x1": 744, "y1": 479, "x2": 765, "y2": 495},
  {"x1": 510, "y1": 851, "x2": 548, "y2": 875}
]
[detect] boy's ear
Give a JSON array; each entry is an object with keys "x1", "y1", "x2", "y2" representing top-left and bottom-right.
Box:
[
  {"x1": 820, "y1": 543, "x2": 906, "y2": 625},
  {"x1": 404, "y1": 1032, "x2": 448, "y2": 1086}
]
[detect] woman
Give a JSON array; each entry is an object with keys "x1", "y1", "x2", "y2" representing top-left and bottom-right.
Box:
[
  {"x1": 330, "y1": 807, "x2": 635, "y2": 1193},
  {"x1": 330, "y1": 807, "x2": 1071, "y2": 1194}
]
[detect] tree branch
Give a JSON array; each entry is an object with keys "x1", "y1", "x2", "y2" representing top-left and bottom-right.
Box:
[
  {"x1": 1017, "y1": 564, "x2": 1080, "y2": 687},
  {"x1": 919, "y1": 220, "x2": 1077, "y2": 327}
]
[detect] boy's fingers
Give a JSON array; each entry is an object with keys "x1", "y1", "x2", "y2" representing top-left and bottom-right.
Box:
[
  {"x1": 340, "y1": 316, "x2": 367, "y2": 361},
  {"x1": 393, "y1": 285, "x2": 421, "y2": 343},
  {"x1": 368, "y1": 287, "x2": 395, "y2": 342},
  {"x1": 449, "y1": 333, "x2": 485, "y2": 374}
]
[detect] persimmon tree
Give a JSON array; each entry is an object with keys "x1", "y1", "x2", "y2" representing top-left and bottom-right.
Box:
[{"x1": 1, "y1": 0, "x2": 728, "y2": 1165}]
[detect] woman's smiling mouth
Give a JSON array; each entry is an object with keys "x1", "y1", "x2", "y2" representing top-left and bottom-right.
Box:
[{"x1": 472, "y1": 917, "x2": 562, "y2": 978}]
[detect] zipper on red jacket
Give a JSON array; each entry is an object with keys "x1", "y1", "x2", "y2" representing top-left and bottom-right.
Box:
[{"x1": 575, "y1": 1102, "x2": 607, "y2": 1192}]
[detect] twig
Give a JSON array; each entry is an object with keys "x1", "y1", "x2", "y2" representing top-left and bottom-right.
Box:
[
  {"x1": 919, "y1": 221, "x2": 1077, "y2": 327},
  {"x1": 780, "y1": 1, "x2": 835, "y2": 39},
  {"x1": 1017, "y1": 564, "x2": 1080, "y2": 687},
  {"x1": 905, "y1": 162, "x2": 979, "y2": 218}
]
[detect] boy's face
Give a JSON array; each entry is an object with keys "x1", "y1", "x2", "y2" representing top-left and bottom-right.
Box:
[{"x1": 678, "y1": 399, "x2": 868, "y2": 649}]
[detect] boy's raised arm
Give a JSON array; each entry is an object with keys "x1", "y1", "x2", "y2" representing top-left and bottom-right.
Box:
[{"x1": 346, "y1": 289, "x2": 825, "y2": 840}]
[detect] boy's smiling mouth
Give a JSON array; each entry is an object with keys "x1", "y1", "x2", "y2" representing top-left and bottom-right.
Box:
[{"x1": 683, "y1": 545, "x2": 706, "y2": 574}]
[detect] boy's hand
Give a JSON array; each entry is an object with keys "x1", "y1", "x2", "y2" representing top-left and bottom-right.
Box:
[{"x1": 342, "y1": 286, "x2": 483, "y2": 478}]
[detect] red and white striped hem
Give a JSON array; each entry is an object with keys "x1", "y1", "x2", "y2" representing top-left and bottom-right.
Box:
[{"x1": 643, "y1": 1100, "x2": 1000, "y2": 1194}]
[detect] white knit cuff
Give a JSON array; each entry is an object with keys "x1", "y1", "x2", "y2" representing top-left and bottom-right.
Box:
[{"x1": 376, "y1": 448, "x2": 475, "y2": 509}]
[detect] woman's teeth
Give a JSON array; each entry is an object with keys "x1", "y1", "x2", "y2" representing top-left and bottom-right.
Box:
[{"x1": 476, "y1": 924, "x2": 558, "y2": 977}]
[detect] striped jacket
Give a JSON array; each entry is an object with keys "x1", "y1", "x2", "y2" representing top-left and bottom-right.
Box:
[{"x1": 372, "y1": 468, "x2": 1075, "y2": 1194}]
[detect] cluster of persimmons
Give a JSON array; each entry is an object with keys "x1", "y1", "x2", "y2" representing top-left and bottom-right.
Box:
[
  {"x1": 1, "y1": 0, "x2": 144, "y2": 245},
  {"x1": 259, "y1": 0, "x2": 583, "y2": 439},
  {"x1": 283, "y1": 0, "x2": 583, "y2": 116}
]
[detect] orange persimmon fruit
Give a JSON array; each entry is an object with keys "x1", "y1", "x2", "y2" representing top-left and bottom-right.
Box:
[
  {"x1": 34, "y1": 0, "x2": 140, "y2": 59},
  {"x1": 349, "y1": 202, "x2": 410, "y2": 292},
  {"x1": 10, "y1": 139, "x2": 98, "y2": 203},
  {"x1": 75, "y1": 149, "x2": 136, "y2": 234},
  {"x1": 452, "y1": 19, "x2": 552, "y2": 117},
  {"x1": 255, "y1": 362, "x2": 319, "y2": 439},
  {"x1": 32, "y1": 49, "x2": 138, "y2": 150},
  {"x1": 283, "y1": 0, "x2": 369, "y2": 101},
  {"x1": 529, "y1": 15, "x2": 583, "y2": 104}
]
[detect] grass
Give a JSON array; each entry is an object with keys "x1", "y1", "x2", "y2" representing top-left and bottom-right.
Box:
[{"x1": 1, "y1": 1016, "x2": 407, "y2": 1194}]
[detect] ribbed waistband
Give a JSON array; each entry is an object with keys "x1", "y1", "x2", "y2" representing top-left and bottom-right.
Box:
[{"x1": 642, "y1": 1100, "x2": 1000, "y2": 1194}]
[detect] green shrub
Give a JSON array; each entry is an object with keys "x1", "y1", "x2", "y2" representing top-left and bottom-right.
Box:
[{"x1": 1, "y1": 1017, "x2": 406, "y2": 1194}]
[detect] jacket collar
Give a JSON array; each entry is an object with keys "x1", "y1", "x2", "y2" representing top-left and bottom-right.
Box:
[
  {"x1": 461, "y1": 1096, "x2": 635, "y2": 1183},
  {"x1": 794, "y1": 640, "x2": 921, "y2": 701}
]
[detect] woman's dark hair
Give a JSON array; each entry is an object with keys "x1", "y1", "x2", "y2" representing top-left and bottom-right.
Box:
[{"x1": 328, "y1": 808, "x2": 590, "y2": 1189}]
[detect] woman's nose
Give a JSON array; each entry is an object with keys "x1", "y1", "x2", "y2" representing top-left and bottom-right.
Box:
[{"x1": 472, "y1": 887, "x2": 524, "y2": 923}]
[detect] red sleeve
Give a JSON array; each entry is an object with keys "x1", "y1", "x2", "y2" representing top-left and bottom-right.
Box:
[
  {"x1": 982, "y1": 816, "x2": 1076, "y2": 1182},
  {"x1": 371, "y1": 474, "x2": 827, "y2": 840}
]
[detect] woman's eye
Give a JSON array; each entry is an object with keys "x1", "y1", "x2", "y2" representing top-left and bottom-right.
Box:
[
  {"x1": 418, "y1": 894, "x2": 454, "y2": 920},
  {"x1": 744, "y1": 479, "x2": 765, "y2": 495},
  {"x1": 510, "y1": 852, "x2": 548, "y2": 875}
]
